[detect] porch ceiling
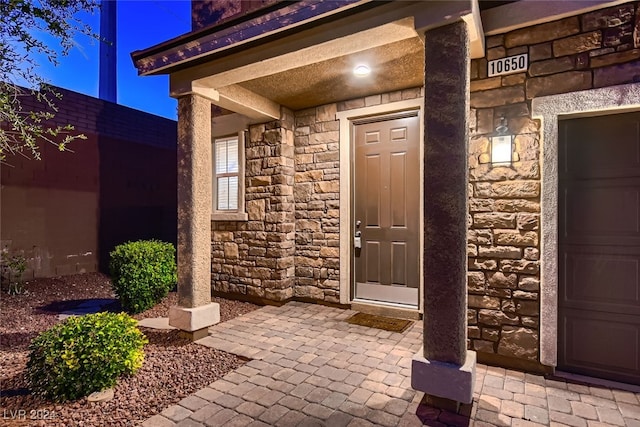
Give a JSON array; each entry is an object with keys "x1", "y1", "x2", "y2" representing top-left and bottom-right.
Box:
[
  {"x1": 239, "y1": 37, "x2": 424, "y2": 111},
  {"x1": 164, "y1": 1, "x2": 481, "y2": 121}
]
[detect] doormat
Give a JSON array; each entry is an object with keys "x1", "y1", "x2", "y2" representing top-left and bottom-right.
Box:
[{"x1": 346, "y1": 312, "x2": 413, "y2": 333}]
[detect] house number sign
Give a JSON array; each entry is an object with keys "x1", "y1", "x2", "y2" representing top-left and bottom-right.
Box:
[{"x1": 487, "y1": 53, "x2": 528, "y2": 77}]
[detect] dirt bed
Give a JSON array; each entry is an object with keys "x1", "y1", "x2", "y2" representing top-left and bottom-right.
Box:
[{"x1": 0, "y1": 272, "x2": 259, "y2": 426}]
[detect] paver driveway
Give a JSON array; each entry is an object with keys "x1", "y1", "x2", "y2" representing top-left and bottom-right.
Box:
[{"x1": 142, "y1": 302, "x2": 640, "y2": 427}]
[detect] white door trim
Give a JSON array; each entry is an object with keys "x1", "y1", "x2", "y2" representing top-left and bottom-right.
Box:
[
  {"x1": 335, "y1": 97, "x2": 424, "y2": 311},
  {"x1": 532, "y1": 82, "x2": 640, "y2": 368}
]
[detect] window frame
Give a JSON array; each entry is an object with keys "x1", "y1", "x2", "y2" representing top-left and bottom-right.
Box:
[{"x1": 211, "y1": 131, "x2": 248, "y2": 221}]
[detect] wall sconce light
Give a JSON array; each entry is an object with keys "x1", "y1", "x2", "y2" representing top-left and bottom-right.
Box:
[
  {"x1": 491, "y1": 117, "x2": 513, "y2": 164},
  {"x1": 479, "y1": 116, "x2": 518, "y2": 166}
]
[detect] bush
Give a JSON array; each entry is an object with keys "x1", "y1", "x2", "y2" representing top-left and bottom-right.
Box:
[
  {"x1": 1, "y1": 248, "x2": 27, "y2": 295},
  {"x1": 26, "y1": 312, "x2": 147, "y2": 402},
  {"x1": 109, "y1": 240, "x2": 177, "y2": 314}
]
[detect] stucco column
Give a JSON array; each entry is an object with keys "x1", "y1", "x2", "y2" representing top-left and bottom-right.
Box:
[
  {"x1": 169, "y1": 93, "x2": 220, "y2": 340},
  {"x1": 411, "y1": 20, "x2": 476, "y2": 405}
]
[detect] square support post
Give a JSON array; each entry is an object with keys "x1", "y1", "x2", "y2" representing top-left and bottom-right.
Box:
[
  {"x1": 169, "y1": 93, "x2": 220, "y2": 339},
  {"x1": 411, "y1": 20, "x2": 476, "y2": 405}
]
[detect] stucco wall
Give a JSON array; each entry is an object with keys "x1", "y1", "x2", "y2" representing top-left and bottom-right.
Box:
[{"x1": 1, "y1": 88, "x2": 177, "y2": 278}]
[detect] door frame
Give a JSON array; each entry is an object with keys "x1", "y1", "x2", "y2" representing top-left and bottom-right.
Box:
[
  {"x1": 532, "y1": 82, "x2": 640, "y2": 368},
  {"x1": 335, "y1": 97, "x2": 424, "y2": 312}
]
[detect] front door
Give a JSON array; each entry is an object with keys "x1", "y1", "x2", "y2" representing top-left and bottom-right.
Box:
[{"x1": 353, "y1": 111, "x2": 420, "y2": 307}]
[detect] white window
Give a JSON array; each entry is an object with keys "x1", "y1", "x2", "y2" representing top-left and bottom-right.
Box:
[{"x1": 212, "y1": 133, "x2": 247, "y2": 221}]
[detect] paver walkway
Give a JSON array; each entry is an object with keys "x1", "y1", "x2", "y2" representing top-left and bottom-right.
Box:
[{"x1": 142, "y1": 302, "x2": 640, "y2": 427}]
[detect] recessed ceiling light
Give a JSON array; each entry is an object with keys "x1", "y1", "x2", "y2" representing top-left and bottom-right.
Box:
[{"x1": 353, "y1": 64, "x2": 371, "y2": 77}]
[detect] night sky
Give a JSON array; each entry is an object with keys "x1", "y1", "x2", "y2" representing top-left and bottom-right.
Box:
[{"x1": 37, "y1": 0, "x2": 191, "y2": 120}]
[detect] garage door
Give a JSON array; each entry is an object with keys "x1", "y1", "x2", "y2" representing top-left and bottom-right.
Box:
[{"x1": 558, "y1": 111, "x2": 640, "y2": 386}]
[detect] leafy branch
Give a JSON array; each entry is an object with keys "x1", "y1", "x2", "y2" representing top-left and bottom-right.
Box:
[{"x1": 0, "y1": 0, "x2": 100, "y2": 163}]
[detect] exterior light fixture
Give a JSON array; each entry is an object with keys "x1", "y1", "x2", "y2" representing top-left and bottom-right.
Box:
[
  {"x1": 490, "y1": 116, "x2": 514, "y2": 165},
  {"x1": 353, "y1": 64, "x2": 371, "y2": 77}
]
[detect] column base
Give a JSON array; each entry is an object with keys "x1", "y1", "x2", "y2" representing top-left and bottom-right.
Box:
[
  {"x1": 178, "y1": 327, "x2": 210, "y2": 341},
  {"x1": 169, "y1": 302, "x2": 220, "y2": 333},
  {"x1": 411, "y1": 348, "x2": 477, "y2": 404}
]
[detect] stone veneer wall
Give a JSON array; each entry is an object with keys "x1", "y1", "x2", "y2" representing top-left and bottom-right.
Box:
[
  {"x1": 293, "y1": 88, "x2": 423, "y2": 304},
  {"x1": 293, "y1": 105, "x2": 341, "y2": 303},
  {"x1": 209, "y1": 1, "x2": 639, "y2": 365},
  {"x1": 211, "y1": 89, "x2": 423, "y2": 304},
  {"x1": 211, "y1": 108, "x2": 296, "y2": 301},
  {"x1": 467, "y1": 2, "x2": 640, "y2": 363}
]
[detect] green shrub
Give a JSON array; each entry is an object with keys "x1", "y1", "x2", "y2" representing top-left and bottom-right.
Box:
[
  {"x1": 1, "y1": 248, "x2": 27, "y2": 295},
  {"x1": 109, "y1": 240, "x2": 177, "y2": 313},
  {"x1": 26, "y1": 312, "x2": 147, "y2": 402}
]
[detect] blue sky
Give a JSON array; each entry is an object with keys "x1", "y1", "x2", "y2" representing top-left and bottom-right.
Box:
[{"x1": 37, "y1": 0, "x2": 191, "y2": 120}]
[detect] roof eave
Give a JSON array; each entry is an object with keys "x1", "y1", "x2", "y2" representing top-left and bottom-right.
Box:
[{"x1": 131, "y1": 0, "x2": 383, "y2": 76}]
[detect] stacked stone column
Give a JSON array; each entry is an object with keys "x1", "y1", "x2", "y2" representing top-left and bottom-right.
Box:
[
  {"x1": 411, "y1": 20, "x2": 476, "y2": 406},
  {"x1": 211, "y1": 107, "x2": 296, "y2": 301},
  {"x1": 247, "y1": 108, "x2": 296, "y2": 301}
]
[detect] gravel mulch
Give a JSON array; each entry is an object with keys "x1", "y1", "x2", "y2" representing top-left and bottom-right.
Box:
[{"x1": 0, "y1": 273, "x2": 259, "y2": 426}]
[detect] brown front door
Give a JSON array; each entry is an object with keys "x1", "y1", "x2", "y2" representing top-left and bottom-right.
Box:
[
  {"x1": 353, "y1": 111, "x2": 420, "y2": 307},
  {"x1": 558, "y1": 111, "x2": 640, "y2": 386}
]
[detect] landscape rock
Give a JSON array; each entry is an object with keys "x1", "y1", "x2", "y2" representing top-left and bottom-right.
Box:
[{"x1": 87, "y1": 388, "x2": 114, "y2": 403}]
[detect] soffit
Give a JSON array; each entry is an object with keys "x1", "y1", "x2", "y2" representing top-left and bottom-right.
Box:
[
  {"x1": 239, "y1": 37, "x2": 424, "y2": 111},
  {"x1": 166, "y1": 1, "x2": 480, "y2": 120}
]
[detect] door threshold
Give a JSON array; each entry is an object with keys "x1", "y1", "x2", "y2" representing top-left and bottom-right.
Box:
[
  {"x1": 351, "y1": 300, "x2": 421, "y2": 320},
  {"x1": 551, "y1": 371, "x2": 640, "y2": 393}
]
